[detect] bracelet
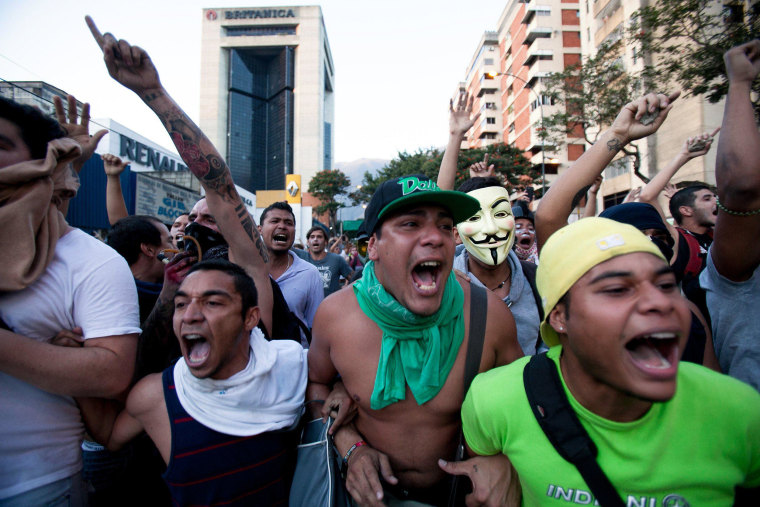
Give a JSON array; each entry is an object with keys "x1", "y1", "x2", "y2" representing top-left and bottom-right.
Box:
[
  {"x1": 716, "y1": 197, "x2": 760, "y2": 216},
  {"x1": 342, "y1": 440, "x2": 367, "y2": 468}
]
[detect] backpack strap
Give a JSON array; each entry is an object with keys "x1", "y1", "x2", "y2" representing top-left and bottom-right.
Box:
[
  {"x1": 463, "y1": 283, "x2": 487, "y2": 393},
  {"x1": 519, "y1": 260, "x2": 546, "y2": 353},
  {"x1": 523, "y1": 353, "x2": 625, "y2": 507},
  {"x1": 519, "y1": 260, "x2": 543, "y2": 321},
  {"x1": 448, "y1": 282, "x2": 488, "y2": 507}
]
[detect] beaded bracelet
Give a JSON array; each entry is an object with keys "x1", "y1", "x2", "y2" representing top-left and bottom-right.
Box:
[
  {"x1": 342, "y1": 440, "x2": 367, "y2": 468},
  {"x1": 716, "y1": 197, "x2": 760, "y2": 216}
]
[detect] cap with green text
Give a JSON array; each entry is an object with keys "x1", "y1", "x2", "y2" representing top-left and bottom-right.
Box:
[{"x1": 362, "y1": 174, "x2": 480, "y2": 234}]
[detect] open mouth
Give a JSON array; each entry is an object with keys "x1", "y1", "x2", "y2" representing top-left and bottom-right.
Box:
[
  {"x1": 183, "y1": 334, "x2": 211, "y2": 367},
  {"x1": 411, "y1": 260, "x2": 442, "y2": 295},
  {"x1": 273, "y1": 233, "x2": 289, "y2": 245},
  {"x1": 517, "y1": 235, "x2": 533, "y2": 247},
  {"x1": 624, "y1": 332, "x2": 679, "y2": 376}
]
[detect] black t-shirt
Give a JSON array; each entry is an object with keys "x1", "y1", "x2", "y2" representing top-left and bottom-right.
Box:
[{"x1": 672, "y1": 228, "x2": 712, "y2": 282}]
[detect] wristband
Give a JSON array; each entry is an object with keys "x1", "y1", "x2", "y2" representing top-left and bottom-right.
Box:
[{"x1": 342, "y1": 440, "x2": 367, "y2": 468}]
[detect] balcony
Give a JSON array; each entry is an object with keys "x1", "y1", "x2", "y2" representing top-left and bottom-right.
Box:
[
  {"x1": 524, "y1": 49, "x2": 554, "y2": 66},
  {"x1": 523, "y1": 25, "x2": 552, "y2": 45},
  {"x1": 521, "y1": 5, "x2": 551, "y2": 24},
  {"x1": 593, "y1": 0, "x2": 621, "y2": 20}
]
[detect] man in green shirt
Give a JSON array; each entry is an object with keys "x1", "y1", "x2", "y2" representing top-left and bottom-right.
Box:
[{"x1": 462, "y1": 214, "x2": 760, "y2": 505}]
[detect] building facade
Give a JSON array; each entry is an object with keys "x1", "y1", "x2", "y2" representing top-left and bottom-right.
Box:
[
  {"x1": 581, "y1": 0, "x2": 726, "y2": 210},
  {"x1": 457, "y1": 1, "x2": 583, "y2": 188},
  {"x1": 458, "y1": 32, "x2": 503, "y2": 149},
  {"x1": 200, "y1": 6, "x2": 335, "y2": 194}
]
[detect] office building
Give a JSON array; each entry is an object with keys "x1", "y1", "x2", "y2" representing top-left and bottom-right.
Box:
[{"x1": 200, "y1": 5, "x2": 335, "y2": 193}]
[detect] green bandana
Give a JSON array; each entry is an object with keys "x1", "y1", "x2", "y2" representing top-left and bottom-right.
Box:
[{"x1": 354, "y1": 261, "x2": 465, "y2": 410}]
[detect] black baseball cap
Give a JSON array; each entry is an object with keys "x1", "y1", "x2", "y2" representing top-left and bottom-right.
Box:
[{"x1": 362, "y1": 174, "x2": 480, "y2": 234}]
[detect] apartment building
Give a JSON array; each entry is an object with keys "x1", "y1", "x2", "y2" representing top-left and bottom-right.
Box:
[
  {"x1": 581, "y1": 0, "x2": 725, "y2": 208},
  {"x1": 458, "y1": 1, "x2": 584, "y2": 189}
]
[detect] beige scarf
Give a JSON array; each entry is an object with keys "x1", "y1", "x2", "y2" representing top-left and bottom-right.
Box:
[{"x1": 0, "y1": 138, "x2": 81, "y2": 291}]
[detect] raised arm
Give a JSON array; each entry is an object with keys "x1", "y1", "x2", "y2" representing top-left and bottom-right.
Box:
[
  {"x1": 86, "y1": 16, "x2": 273, "y2": 333},
  {"x1": 711, "y1": 40, "x2": 760, "y2": 281},
  {"x1": 638, "y1": 129, "x2": 719, "y2": 203},
  {"x1": 102, "y1": 154, "x2": 130, "y2": 225},
  {"x1": 535, "y1": 91, "x2": 679, "y2": 248},
  {"x1": 581, "y1": 175, "x2": 603, "y2": 218},
  {"x1": 437, "y1": 92, "x2": 477, "y2": 190}
]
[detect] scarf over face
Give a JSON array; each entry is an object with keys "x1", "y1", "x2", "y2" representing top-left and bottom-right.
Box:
[
  {"x1": 353, "y1": 261, "x2": 465, "y2": 410},
  {"x1": 0, "y1": 138, "x2": 81, "y2": 291}
]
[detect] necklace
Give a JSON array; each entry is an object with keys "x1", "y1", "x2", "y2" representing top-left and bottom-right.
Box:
[
  {"x1": 467, "y1": 257, "x2": 508, "y2": 292},
  {"x1": 285, "y1": 253, "x2": 292, "y2": 272},
  {"x1": 490, "y1": 276, "x2": 509, "y2": 291}
]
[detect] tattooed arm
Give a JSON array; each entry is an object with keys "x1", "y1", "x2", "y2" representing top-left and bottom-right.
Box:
[
  {"x1": 86, "y1": 16, "x2": 273, "y2": 334},
  {"x1": 535, "y1": 92, "x2": 680, "y2": 248}
]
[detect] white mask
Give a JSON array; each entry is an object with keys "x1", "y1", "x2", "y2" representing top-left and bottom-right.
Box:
[{"x1": 457, "y1": 186, "x2": 515, "y2": 266}]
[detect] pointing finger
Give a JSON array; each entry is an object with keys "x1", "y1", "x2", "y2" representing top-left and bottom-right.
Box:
[{"x1": 85, "y1": 15, "x2": 105, "y2": 49}]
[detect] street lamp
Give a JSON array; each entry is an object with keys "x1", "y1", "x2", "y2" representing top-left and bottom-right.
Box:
[{"x1": 485, "y1": 71, "x2": 546, "y2": 195}]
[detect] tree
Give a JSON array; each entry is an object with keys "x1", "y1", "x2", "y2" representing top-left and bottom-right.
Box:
[
  {"x1": 352, "y1": 143, "x2": 535, "y2": 205},
  {"x1": 308, "y1": 169, "x2": 351, "y2": 230},
  {"x1": 541, "y1": 40, "x2": 654, "y2": 183},
  {"x1": 629, "y1": 0, "x2": 760, "y2": 121}
]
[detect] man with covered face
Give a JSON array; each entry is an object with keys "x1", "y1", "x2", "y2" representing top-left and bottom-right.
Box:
[
  {"x1": 452, "y1": 177, "x2": 542, "y2": 356},
  {"x1": 308, "y1": 174, "x2": 523, "y2": 506},
  {"x1": 436, "y1": 95, "x2": 542, "y2": 355}
]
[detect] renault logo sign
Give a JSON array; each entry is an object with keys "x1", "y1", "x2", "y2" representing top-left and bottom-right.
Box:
[{"x1": 287, "y1": 180, "x2": 300, "y2": 197}]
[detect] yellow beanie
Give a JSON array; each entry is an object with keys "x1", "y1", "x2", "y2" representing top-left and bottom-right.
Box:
[{"x1": 537, "y1": 217, "x2": 666, "y2": 347}]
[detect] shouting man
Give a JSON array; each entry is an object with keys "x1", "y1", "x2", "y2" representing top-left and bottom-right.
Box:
[{"x1": 308, "y1": 174, "x2": 523, "y2": 506}]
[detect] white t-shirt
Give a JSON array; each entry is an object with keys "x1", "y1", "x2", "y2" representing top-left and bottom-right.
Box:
[{"x1": 0, "y1": 229, "x2": 141, "y2": 499}]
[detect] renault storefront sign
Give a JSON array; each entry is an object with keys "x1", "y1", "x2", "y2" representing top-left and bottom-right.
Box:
[{"x1": 135, "y1": 174, "x2": 201, "y2": 222}]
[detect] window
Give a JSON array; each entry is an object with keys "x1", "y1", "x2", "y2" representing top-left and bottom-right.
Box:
[
  {"x1": 484, "y1": 58, "x2": 494, "y2": 65},
  {"x1": 530, "y1": 95, "x2": 556, "y2": 111},
  {"x1": 485, "y1": 102, "x2": 497, "y2": 110},
  {"x1": 486, "y1": 117, "x2": 496, "y2": 124},
  {"x1": 724, "y1": 3, "x2": 744, "y2": 24},
  {"x1": 508, "y1": 123, "x2": 516, "y2": 133},
  {"x1": 604, "y1": 158, "x2": 629, "y2": 179},
  {"x1": 225, "y1": 25, "x2": 297, "y2": 36}
]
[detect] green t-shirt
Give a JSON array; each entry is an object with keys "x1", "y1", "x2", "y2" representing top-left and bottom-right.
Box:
[{"x1": 462, "y1": 346, "x2": 760, "y2": 506}]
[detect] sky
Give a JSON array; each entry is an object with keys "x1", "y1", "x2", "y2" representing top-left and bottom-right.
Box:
[{"x1": 0, "y1": 0, "x2": 508, "y2": 163}]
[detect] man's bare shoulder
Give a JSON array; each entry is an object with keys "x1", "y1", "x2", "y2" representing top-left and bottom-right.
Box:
[
  {"x1": 319, "y1": 282, "x2": 358, "y2": 314},
  {"x1": 126, "y1": 372, "x2": 165, "y2": 420}
]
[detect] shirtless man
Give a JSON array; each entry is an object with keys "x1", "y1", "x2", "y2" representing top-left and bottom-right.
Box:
[{"x1": 308, "y1": 174, "x2": 523, "y2": 506}]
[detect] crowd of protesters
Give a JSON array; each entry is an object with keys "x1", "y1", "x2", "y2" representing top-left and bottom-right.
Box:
[{"x1": 0, "y1": 14, "x2": 758, "y2": 507}]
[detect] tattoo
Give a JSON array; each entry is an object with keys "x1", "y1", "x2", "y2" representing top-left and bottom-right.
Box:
[
  {"x1": 152, "y1": 98, "x2": 271, "y2": 263},
  {"x1": 235, "y1": 203, "x2": 270, "y2": 262},
  {"x1": 141, "y1": 90, "x2": 165, "y2": 103},
  {"x1": 606, "y1": 138, "x2": 623, "y2": 152}
]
